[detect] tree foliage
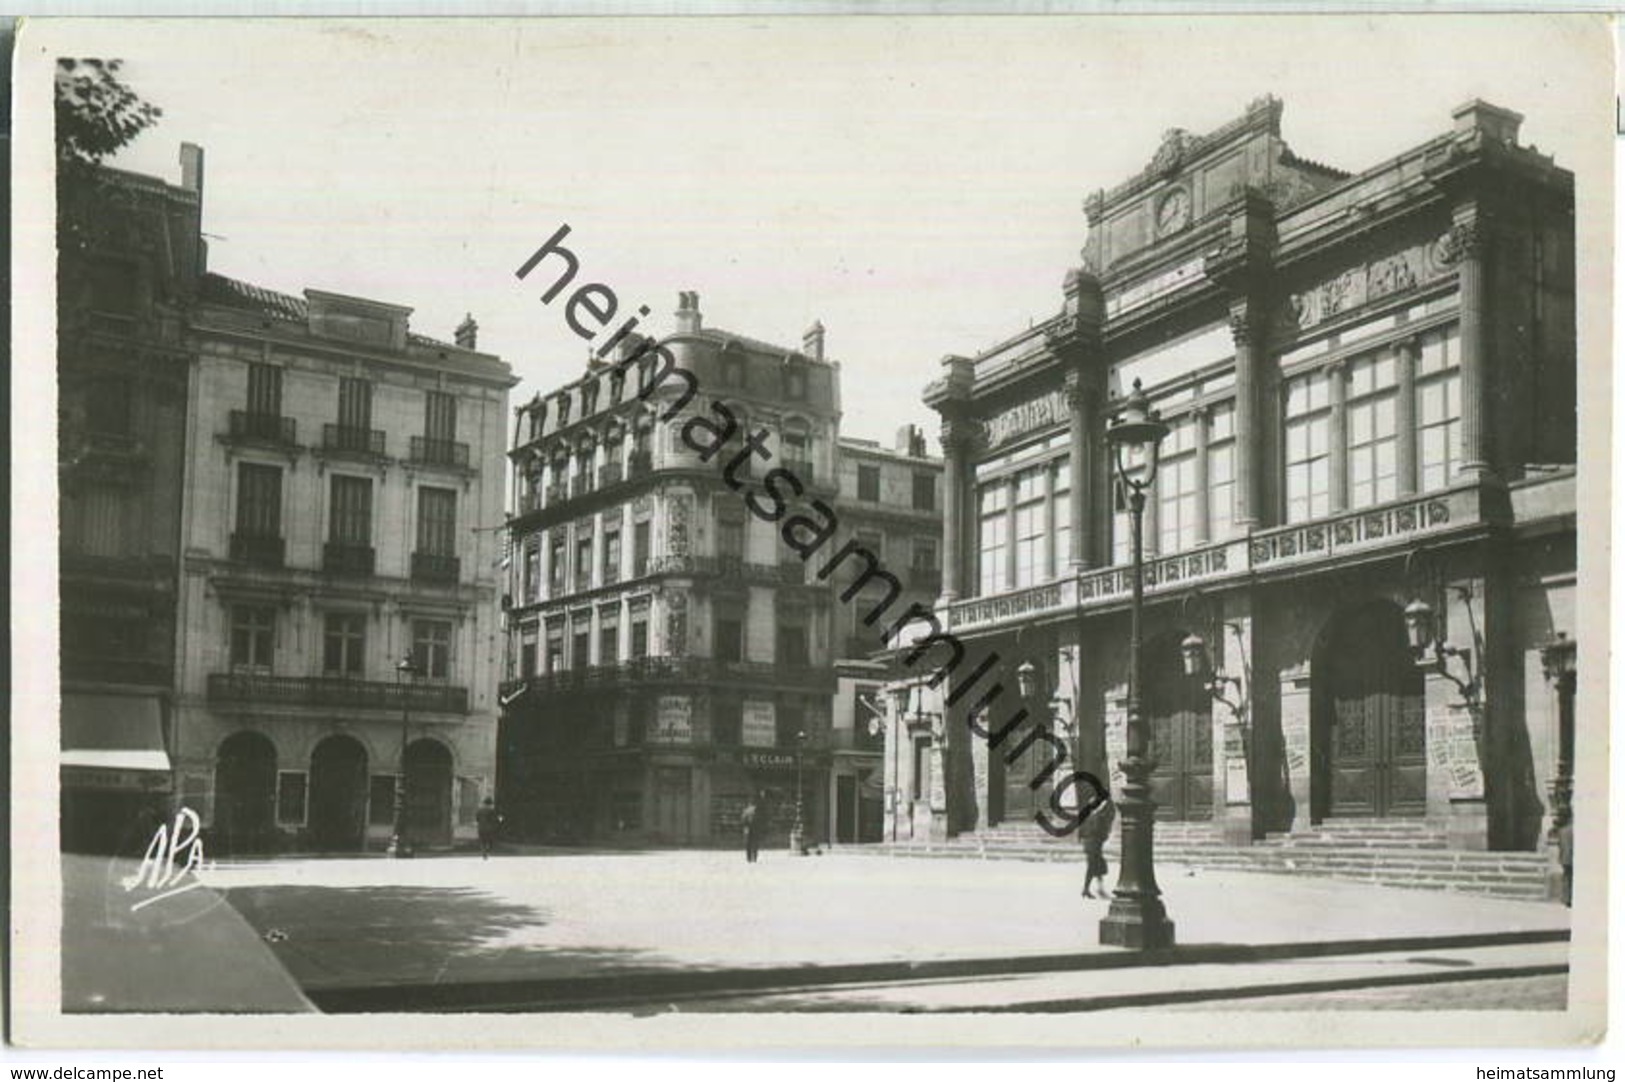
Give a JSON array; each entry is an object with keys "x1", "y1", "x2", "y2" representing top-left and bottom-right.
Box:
[{"x1": 55, "y1": 58, "x2": 162, "y2": 178}]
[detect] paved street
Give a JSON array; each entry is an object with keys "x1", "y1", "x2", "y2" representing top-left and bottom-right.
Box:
[{"x1": 191, "y1": 848, "x2": 1569, "y2": 1011}]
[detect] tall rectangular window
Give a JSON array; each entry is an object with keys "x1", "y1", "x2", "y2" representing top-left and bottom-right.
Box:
[
  {"x1": 76, "y1": 485, "x2": 125, "y2": 557},
  {"x1": 633, "y1": 520, "x2": 651, "y2": 575},
  {"x1": 912, "y1": 472, "x2": 936, "y2": 512},
  {"x1": 338, "y1": 377, "x2": 372, "y2": 431},
  {"x1": 1157, "y1": 415, "x2": 1199, "y2": 555},
  {"x1": 520, "y1": 624, "x2": 538, "y2": 677},
  {"x1": 630, "y1": 616, "x2": 650, "y2": 659},
  {"x1": 1347, "y1": 351, "x2": 1399, "y2": 509},
  {"x1": 247, "y1": 363, "x2": 282, "y2": 416},
  {"x1": 858, "y1": 464, "x2": 881, "y2": 502},
  {"x1": 236, "y1": 462, "x2": 283, "y2": 537},
  {"x1": 549, "y1": 535, "x2": 567, "y2": 593},
  {"x1": 413, "y1": 619, "x2": 452, "y2": 680},
  {"x1": 1417, "y1": 326, "x2": 1462, "y2": 492},
  {"x1": 1207, "y1": 403, "x2": 1236, "y2": 542},
  {"x1": 323, "y1": 613, "x2": 366, "y2": 677},
  {"x1": 1050, "y1": 459, "x2": 1071, "y2": 577},
  {"x1": 599, "y1": 612, "x2": 620, "y2": 667},
  {"x1": 523, "y1": 537, "x2": 540, "y2": 602},
  {"x1": 329, "y1": 476, "x2": 373, "y2": 543},
  {"x1": 977, "y1": 483, "x2": 1009, "y2": 595},
  {"x1": 575, "y1": 533, "x2": 593, "y2": 591},
  {"x1": 715, "y1": 616, "x2": 744, "y2": 662},
  {"x1": 230, "y1": 605, "x2": 275, "y2": 671},
  {"x1": 1012, "y1": 467, "x2": 1046, "y2": 588},
  {"x1": 546, "y1": 621, "x2": 564, "y2": 673},
  {"x1": 1284, "y1": 368, "x2": 1332, "y2": 523},
  {"x1": 416, "y1": 487, "x2": 457, "y2": 555},
  {"x1": 717, "y1": 517, "x2": 746, "y2": 559},
  {"x1": 571, "y1": 617, "x2": 590, "y2": 670},
  {"x1": 424, "y1": 391, "x2": 457, "y2": 442},
  {"x1": 778, "y1": 624, "x2": 808, "y2": 668},
  {"x1": 603, "y1": 529, "x2": 622, "y2": 583}
]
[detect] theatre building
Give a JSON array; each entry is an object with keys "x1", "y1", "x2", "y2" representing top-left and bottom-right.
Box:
[
  {"x1": 498, "y1": 294, "x2": 842, "y2": 846},
  {"x1": 916, "y1": 97, "x2": 1577, "y2": 872},
  {"x1": 171, "y1": 258, "x2": 514, "y2": 852}
]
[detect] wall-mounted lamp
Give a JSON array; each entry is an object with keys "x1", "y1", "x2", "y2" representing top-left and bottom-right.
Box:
[
  {"x1": 1180, "y1": 628, "x2": 1247, "y2": 719},
  {"x1": 1403, "y1": 588, "x2": 1483, "y2": 712}
]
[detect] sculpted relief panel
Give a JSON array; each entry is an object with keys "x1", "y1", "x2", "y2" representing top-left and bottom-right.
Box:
[{"x1": 1290, "y1": 234, "x2": 1457, "y2": 330}]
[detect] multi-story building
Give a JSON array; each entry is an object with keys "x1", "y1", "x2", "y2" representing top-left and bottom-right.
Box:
[
  {"x1": 827, "y1": 427, "x2": 944, "y2": 844},
  {"x1": 499, "y1": 294, "x2": 865, "y2": 847},
  {"x1": 171, "y1": 253, "x2": 514, "y2": 852},
  {"x1": 57, "y1": 146, "x2": 203, "y2": 852},
  {"x1": 903, "y1": 97, "x2": 1576, "y2": 883}
]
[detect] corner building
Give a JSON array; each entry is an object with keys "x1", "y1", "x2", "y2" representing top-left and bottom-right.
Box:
[
  {"x1": 173, "y1": 272, "x2": 514, "y2": 852},
  {"x1": 499, "y1": 295, "x2": 843, "y2": 846},
  {"x1": 921, "y1": 98, "x2": 1576, "y2": 863}
]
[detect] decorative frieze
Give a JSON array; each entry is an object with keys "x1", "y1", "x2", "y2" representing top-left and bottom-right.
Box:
[
  {"x1": 1250, "y1": 495, "x2": 1451, "y2": 567},
  {"x1": 1289, "y1": 235, "x2": 1457, "y2": 330}
]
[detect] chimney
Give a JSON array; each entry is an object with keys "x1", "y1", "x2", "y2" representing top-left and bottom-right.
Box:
[
  {"x1": 895, "y1": 424, "x2": 918, "y2": 455},
  {"x1": 180, "y1": 142, "x2": 205, "y2": 196},
  {"x1": 803, "y1": 320, "x2": 826, "y2": 361},
  {"x1": 1452, "y1": 99, "x2": 1523, "y2": 146},
  {"x1": 674, "y1": 291, "x2": 702, "y2": 334},
  {"x1": 455, "y1": 313, "x2": 479, "y2": 349}
]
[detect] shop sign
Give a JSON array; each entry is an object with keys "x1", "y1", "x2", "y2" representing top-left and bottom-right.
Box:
[
  {"x1": 649, "y1": 695, "x2": 692, "y2": 744},
  {"x1": 742, "y1": 700, "x2": 776, "y2": 748},
  {"x1": 984, "y1": 390, "x2": 1068, "y2": 450},
  {"x1": 742, "y1": 750, "x2": 796, "y2": 771},
  {"x1": 62, "y1": 765, "x2": 172, "y2": 792}
]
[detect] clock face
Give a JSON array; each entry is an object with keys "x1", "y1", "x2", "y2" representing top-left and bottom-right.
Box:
[{"x1": 1157, "y1": 188, "x2": 1191, "y2": 235}]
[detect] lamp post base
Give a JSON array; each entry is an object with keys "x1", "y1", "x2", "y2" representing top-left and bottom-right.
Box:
[
  {"x1": 387, "y1": 834, "x2": 414, "y2": 859},
  {"x1": 1099, "y1": 896, "x2": 1175, "y2": 950},
  {"x1": 788, "y1": 827, "x2": 806, "y2": 855}
]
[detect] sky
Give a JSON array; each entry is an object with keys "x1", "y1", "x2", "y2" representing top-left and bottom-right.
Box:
[{"x1": 40, "y1": 15, "x2": 1614, "y2": 449}]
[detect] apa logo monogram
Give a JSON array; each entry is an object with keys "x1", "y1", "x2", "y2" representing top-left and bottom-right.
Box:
[{"x1": 123, "y1": 807, "x2": 215, "y2": 913}]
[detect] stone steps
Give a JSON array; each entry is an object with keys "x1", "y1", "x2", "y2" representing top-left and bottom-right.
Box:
[{"x1": 863, "y1": 836, "x2": 1553, "y2": 901}]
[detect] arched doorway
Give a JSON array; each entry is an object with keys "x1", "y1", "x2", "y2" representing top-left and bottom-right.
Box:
[
  {"x1": 309, "y1": 735, "x2": 369, "y2": 851},
  {"x1": 214, "y1": 731, "x2": 278, "y2": 854},
  {"x1": 1312, "y1": 600, "x2": 1427, "y2": 819},
  {"x1": 405, "y1": 739, "x2": 454, "y2": 848},
  {"x1": 1145, "y1": 632, "x2": 1214, "y2": 821}
]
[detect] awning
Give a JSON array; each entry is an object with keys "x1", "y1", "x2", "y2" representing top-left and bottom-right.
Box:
[{"x1": 61, "y1": 693, "x2": 171, "y2": 789}]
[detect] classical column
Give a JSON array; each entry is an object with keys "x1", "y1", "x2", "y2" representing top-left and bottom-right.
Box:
[
  {"x1": 939, "y1": 414, "x2": 976, "y2": 603},
  {"x1": 1395, "y1": 336, "x2": 1419, "y2": 496},
  {"x1": 1065, "y1": 372, "x2": 1095, "y2": 570},
  {"x1": 1229, "y1": 308, "x2": 1261, "y2": 529},
  {"x1": 1452, "y1": 215, "x2": 1491, "y2": 478},
  {"x1": 1328, "y1": 359, "x2": 1349, "y2": 514}
]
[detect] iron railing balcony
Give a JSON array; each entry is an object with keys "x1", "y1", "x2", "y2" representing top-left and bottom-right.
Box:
[
  {"x1": 322, "y1": 424, "x2": 386, "y2": 456},
  {"x1": 411, "y1": 552, "x2": 460, "y2": 584},
  {"x1": 208, "y1": 672, "x2": 469, "y2": 714},
  {"x1": 230, "y1": 532, "x2": 285, "y2": 568},
  {"x1": 228, "y1": 410, "x2": 297, "y2": 446},
  {"x1": 323, "y1": 540, "x2": 376, "y2": 576},
  {"x1": 409, "y1": 436, "x2": 470, "y2": 468}
]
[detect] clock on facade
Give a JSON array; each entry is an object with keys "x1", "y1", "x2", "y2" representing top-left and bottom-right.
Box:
[{"x1": 1156, "y1": 187, "x2": 1191, "y2": 236}]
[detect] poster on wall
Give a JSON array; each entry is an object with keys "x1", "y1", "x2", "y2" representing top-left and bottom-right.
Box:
[
  {"x1": 742, "y1": 699, "x2": 776, "y2": 747},
  {"x1": 649, "y1": 695, "x2": 693, "y2": 744}
]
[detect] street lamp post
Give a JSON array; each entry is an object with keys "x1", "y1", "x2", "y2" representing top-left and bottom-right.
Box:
[
  {"x1": 1099, "y1": 378, "x2": 1175, "y2": 950},
  {"x1": 389, "y1": 653, "x2": 423, "y2": 859},
  {"x1": 789, "y1": 728, "x2": 808, "y2": 855}
]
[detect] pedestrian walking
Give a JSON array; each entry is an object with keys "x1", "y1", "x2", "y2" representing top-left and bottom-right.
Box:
[
  {"x1": 475, "y1": 796, "x2": 503, "y2": 859},
  {"x1": 741, "y1": 792, "x2": 765, "y2": 864},
  {"x1": 1079, "y1": 794, "x2": 1117, "y2": 899}
]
